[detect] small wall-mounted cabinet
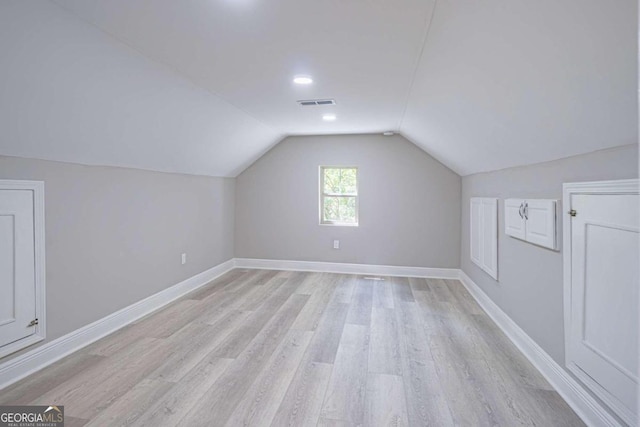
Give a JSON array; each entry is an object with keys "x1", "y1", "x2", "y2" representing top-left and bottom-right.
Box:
[
  {"x1": 470, "y1": 198, "x2": 498, "y2": 280},
  {"x1": 505, "y1": 198, "x2": 558, "y2": 250}
]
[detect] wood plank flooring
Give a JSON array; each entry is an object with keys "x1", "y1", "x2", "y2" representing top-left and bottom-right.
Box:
[{"x1": 0, "y1": 270, "x2": 585, "y2": 426}]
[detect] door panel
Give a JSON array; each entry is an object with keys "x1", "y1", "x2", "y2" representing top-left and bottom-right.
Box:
[
  {"x1": 481, "y1": 199, "x2": 498, "y2": 279},
  {"x1": 0, "y1": 189, "x2": 36, "y2": 347},
  {"x1": 470, "y1": 198, "x2": 482, "y2": 266},
  {"x1": 505, "y1": 198, "x2": 526, "y2": 239},
  {"x1": 0, "y1": 215, "x2": 16, "y2": 325},
  {"x1": 582, "y1": 224, "x2": 638, "y2": 376},
  {"x1": 569, "y1": 193, "x2": 638, "y2": 423},
  {"x1": 524, "y1": 199, "x2": 557, "y2": 249},
  {"x1": 470, "y1": 198, "x2": 498, "y2": 280}
]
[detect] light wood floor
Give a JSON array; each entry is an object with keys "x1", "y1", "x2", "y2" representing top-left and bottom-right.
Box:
[{"x1": 0, "y1": 269, "x2": 584, "y2": 426}]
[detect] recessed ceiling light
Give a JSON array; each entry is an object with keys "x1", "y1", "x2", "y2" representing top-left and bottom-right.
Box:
[
  {"x1": 383, "y1": 131, "x2": 395, "y2": 136},
  {"x1": 293, "y1": 75, "x2": 313, "y2": 85},
  {"x1": 322, "y1": 114, "x2": 336, "y2": 121}
]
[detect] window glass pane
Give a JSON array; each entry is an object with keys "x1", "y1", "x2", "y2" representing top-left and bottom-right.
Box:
[
  {"x1": 338, "y1": 196, "x2": 357, "y2": 223},
  {"x1": 323, "y1": 168, "x2": 341, "y2": 194},
  {"x1": 323, "y1": 167, "x2": 357, "y2": 195},
  {"x1": 323, "y1": 196, "x2": 340, "y2": 221},
  {"x1": 340, "y1": 168, "x2": 357, "y2": 195}
]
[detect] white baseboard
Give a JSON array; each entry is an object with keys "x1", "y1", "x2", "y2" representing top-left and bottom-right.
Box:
[
  {"x1": 234, "y1": 258, "x2": 459, "y2": 279},
  {"x1": 458, "y1": 271, "x2": 622, "y2": 427},
  {"x1": 0, "y1": 258, "x2": 235, "y2": 390}
]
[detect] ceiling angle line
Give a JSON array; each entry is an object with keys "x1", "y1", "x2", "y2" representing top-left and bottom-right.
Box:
[{"x1": 396, "y1": 0, "x2": 439, "y2": 131}]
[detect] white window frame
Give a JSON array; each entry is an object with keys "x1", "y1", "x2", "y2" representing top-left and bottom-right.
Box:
[{"x1": 319, "y1": 166, "x2": 359, "y2": 226}]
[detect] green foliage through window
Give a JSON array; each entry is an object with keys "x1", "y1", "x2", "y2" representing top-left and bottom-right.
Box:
[{"x1": 320, "y1": 167, "x2": 358, "y2": 225}]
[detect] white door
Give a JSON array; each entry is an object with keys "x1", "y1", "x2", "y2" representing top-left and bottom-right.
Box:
[
  {"x1": 470, "y1": 198, "x2": 498, "y2": 280},
  {"x1": 0, "y1": 189, "x2": 38, "y2": 348},
  {"x1": 480, "y1": 199, "x2": 498, "y2": 279},
  {"x1": 0, "y1": 180, "x2": 45, "y2": 359},
  {"x1": 470, "y1": 198, "x2": 483, "y2": 267},
  {"x1": 524, "y1": 199, "x2": 557, "y2": 250},
  {"x1": 505, "y1": 198, "x2": 526, "y2": 239},
  {"x1": 568, "y1": 193, "x2": 638, "y2": 425}
]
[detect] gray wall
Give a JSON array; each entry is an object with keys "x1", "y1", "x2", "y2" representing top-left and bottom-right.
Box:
[
  {"x1": 0, "y1": 155, "x2": 235, "y2": 356},
  {"x1": 235, "y1": 134, "x2": 461, "y2": 268},
  {"x1": 460, "y1": 144, "x2": 638, "y2": 366}
]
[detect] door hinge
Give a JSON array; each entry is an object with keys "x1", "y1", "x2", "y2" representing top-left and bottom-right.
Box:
[
  {"x1": 28, "y1": 318, "x2": 39, "y2": 327},
  {"x1": 568, "y1": 209, "x2": 577, "y2": 217}
]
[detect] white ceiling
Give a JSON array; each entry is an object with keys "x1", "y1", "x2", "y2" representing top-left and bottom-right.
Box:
[
  {"x1": 52, "y1": 0, "x2": 435, "y2": 136},
  {"x1": 0, "y1": 0, "x2": 636, "y2": 176},
  {"x1": 0, "y1": 1, "x2": 283, "y2": 177},
  {"x1": 401, "y1": 0, "x2": 637, "y2": 175}
]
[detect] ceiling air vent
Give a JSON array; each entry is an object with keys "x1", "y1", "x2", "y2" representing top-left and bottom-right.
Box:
[{"x1": 297, "y1": 99, "x2": 336, "y2": 106}]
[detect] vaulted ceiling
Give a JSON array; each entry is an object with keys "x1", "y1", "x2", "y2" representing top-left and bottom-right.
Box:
[{"x1": 0, "y1": 0, "x2": 636, "y2": 177}]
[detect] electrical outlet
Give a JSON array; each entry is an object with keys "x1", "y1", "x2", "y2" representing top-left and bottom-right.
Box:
[
  {"x1": 333, "y1": 240, "x2": 340, "y2": 249},
  {"x1": 181, "y1": 253, "x2": 187, "y2": 265}
]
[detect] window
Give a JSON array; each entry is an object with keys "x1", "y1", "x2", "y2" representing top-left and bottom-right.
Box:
[{"x1": 320, "y1": 166, "x2": 358, "y2": 226}]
